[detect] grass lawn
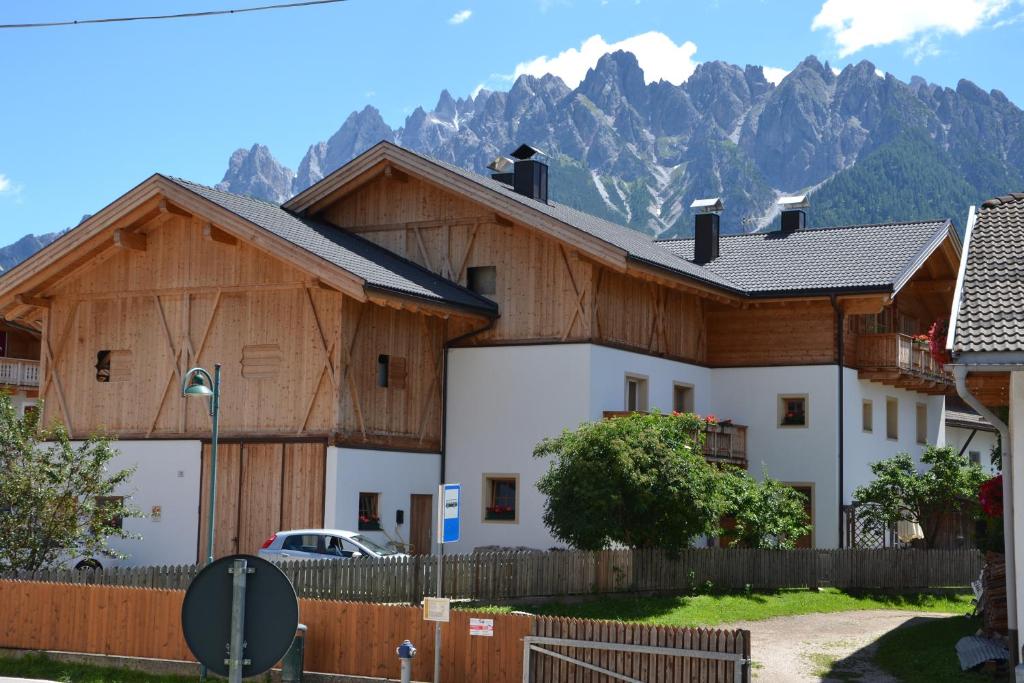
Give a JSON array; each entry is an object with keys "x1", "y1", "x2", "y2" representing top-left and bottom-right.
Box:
[
  {"x1": 874, "y1": 616, "x2": 996, "y2": 682},
  {"x1": 0, "y1": 653, "x2": 197, "y2": 683},
  {"x1": 468, "y1": 588, "x2": 974, "y2": 627}
]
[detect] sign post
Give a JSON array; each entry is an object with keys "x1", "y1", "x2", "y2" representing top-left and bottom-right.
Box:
[{"x1": 433, "y1": 483, "x2": 460, "y2": 683}]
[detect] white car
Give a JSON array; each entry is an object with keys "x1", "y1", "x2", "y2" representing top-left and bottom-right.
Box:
[{"x1": 257, "y1": 528, "x2": 406, "y2": 560}]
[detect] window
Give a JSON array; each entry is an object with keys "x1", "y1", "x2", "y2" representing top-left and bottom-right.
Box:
[
  {"x1": 625, "y1": 375, "x2": 648, "y2": 412},
  {"x1": 95, "y1": 350, "x2": 132, "y2": 383},
  {"x1": 282, "y1": 534, "x2": 320, "y2": 553},
  {"x1": 886, "y1": 397, "x2": 898, "y2": 440},
  {"x1": 673, "y1": 384, "x2": 695, "y2": 413},
  {"x1": 377, "y1": 355, "x2": 389, "y2": 387},
  {"x1": 483, "y1": 475, "x2": 518, "y2": 522},
  {"x1": 778, "y1": 395, "x2": 807, "y2": 427},
  {"x1": 321, "y1": 535, "x2": 360, "y2": 558},
  {"x1": 376, "y1": 354, "x2": 407, "y2": 389},
  {"x1": 969, "y1": 451, "x2": 982, "y2": 466},
  {"x1": 94, "y1": 496, "x2": 124, "y2": 531},
  {"x1": 862, "y1": 400, "x2": 873, "y2": 433},
  {"x1": 467, "y1": 266, "x2": 497, "y2": 296},
  {"x1": 916, "y1": 403, "x2": 928, "y2": 444},
  {"x1": 358, "y1": 492, "x2": 381, "y2": 531},
  {"x1": 23, "y1": 404, "x2": 38, "y2": 418}
]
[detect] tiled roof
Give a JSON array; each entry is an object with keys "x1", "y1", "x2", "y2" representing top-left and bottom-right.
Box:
[
  {"x1": 944, "y1": 398, "x2": 997, "y2": 432},
  {"x1": 953, "y1": 192, "x2": 1024, "y2": 354},
  {"x1": 657, "y1": 220, "x2": 954, "y2": 296},
  {"x1": 166, "y1": 176, "x2": 497, "y2": 315}
]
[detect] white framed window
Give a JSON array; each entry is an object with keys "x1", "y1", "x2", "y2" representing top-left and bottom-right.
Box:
[
  {"x1": 483, "y1": 474, "x2": 518, "y2": 523},
  {"x1": 673, "y1": 383, "x2": 695, "y2": 413},
  {"x1": 862, "y1": 399, "x2": 873, "y2": 433},
  {"x1": 778, "y1": 395, "x2": 808, "y2": 428},
  {"x1": 915, "y1": 403, "x2": 928, "y2": 445},
  {"x1": 886, "y1": 397, "x2": 899, "y2": 440},
  {"x1": 625, "y1": 375, "x2": 649, "y2": 412}
]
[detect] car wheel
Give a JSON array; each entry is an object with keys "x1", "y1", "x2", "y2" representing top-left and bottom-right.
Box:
[{"x1": 74, "y1": 558, "x2": 102, "y2": 570}]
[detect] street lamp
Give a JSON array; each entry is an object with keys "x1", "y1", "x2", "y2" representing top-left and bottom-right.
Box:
[{"x1": 182, "y1": 364, "x2": 222, "y2": 566}]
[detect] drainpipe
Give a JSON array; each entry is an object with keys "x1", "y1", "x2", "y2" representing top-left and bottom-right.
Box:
[
  {"x1": 953, "y1": 365, "x2": 1018, "y2": 666},
  {"x1": 832, "y1": 296, "x2": 846, "y2": 548}
]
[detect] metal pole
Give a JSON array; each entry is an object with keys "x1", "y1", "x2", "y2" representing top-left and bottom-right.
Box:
[
  {"x1": 206, "y1": 364, "x2": 222, "y2": 565},
  {"x1": 433, "y1": 539, "x2": 443, "y2": 682},
  {"x1": 227, "y1": 557, "x2": 249, "y2": 683}
]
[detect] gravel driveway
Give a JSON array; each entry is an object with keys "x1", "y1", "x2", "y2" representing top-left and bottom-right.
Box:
[{"x1": 720, "y1": 610, "x2": 954, "y2": 682}]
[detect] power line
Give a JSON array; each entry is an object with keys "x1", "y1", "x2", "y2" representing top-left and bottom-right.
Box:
[{"x1": 0, "y1": 0, "x2": 348, "y2": 30}]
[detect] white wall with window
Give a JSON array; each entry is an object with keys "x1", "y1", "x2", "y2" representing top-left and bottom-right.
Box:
[{"x1": 946, "y1": 425, "x2": 999, "y2": 475}]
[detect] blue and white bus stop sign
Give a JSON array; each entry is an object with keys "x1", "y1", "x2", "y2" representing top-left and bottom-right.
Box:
[{"x1": 438, "y1": 483, "x2": 460, "y2": 544}]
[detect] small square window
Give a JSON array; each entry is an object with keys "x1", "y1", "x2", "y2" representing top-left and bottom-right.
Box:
[
  {"x1": 484, "y1": 475, "x2": 517, "y2": 522},
  {"x1": 862, "y1": 400, "x2": 873, "y2": 433},
  {"x1": 673, "y1": 384, "x2": 694, "y2": 413},
  {"x1": 358, "y1": 492, "x2": 381, "y2": 531},
  {"x1": 779, "y1": 395, "x2": 807, "y2": 427},
  {"x1": 969, "y1": 451, "x2": 981, "y2": 466},
  {"x1": 886, "y1": 397, "x2": 899, "y2": 440},
  {"x1": 95, "y1": 495, "x2": 124, "y2": 531},
  {"x1": 467, "y1": 266, "x2": 497, "y2": 296},
  {"x1": 916, "y1": 403, "x2": 928, "y2": 444},
  {"x1": 625, "y1": 375, "x2": 648, "y2": 412},
  {"x1": 95, "y1": 349, "x2": 132, "y2": 383}
]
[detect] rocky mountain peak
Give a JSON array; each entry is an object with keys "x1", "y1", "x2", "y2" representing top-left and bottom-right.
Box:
[{"x1": 216, "y1": 143, "x2": 294, "y2": 204}]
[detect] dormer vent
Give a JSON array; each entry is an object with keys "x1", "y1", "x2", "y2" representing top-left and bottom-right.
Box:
[
  {"x1": 778, "y1": 195, "x2": 809, "y2": 232},
  {"x1": 509, "y1": 144, "x2": 548, "y2": 203},
  {"x1": 691, "y1": 197, "x2": 723, "y2": 265}
]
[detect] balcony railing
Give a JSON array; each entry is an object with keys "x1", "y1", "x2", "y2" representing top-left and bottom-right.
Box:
[
  {"x1": 602, "y1": 411, "x2": 748, "y2": 469},
  {"x1": 855, "y1": 333, "x2": 952, "y2": 393},
  {"x1": 0, "y1": 358, "x2": 40, "y2": 388}
]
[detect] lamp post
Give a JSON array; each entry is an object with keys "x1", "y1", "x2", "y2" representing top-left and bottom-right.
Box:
[{"x1": 182, "y1": 364, "x2": 222, "y2": 566}]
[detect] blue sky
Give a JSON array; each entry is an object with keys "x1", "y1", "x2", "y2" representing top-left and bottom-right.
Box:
[{"x1": 1, "y1": 0, "x2": 1023, "y2": 243}]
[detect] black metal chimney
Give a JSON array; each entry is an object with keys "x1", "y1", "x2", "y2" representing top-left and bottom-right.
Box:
[
  {"x1": 510, "y1": 144, "x2": 548, "y2": 203},
  {"x1": 778, "y1": 195, "x2": 809, "y2": 232},
  {"x1": 691, "y1": 198, "x2": 723, "y2": 264}
]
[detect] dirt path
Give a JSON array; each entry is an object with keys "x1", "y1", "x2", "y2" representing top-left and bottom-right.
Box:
[{"x1": 721, "y1": 610, "x2": 953, "y2": 682}]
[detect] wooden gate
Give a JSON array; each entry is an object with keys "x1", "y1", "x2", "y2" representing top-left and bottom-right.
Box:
[{"x1": 198, "y1": 440, "x2": 326, "y2": 559}]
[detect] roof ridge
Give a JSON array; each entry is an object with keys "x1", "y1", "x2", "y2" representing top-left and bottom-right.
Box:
[
  {"x1": 164, "y1": 174, "x2": 287, "y2": 209},
  {"x1": 981, "y1": 192, "x2": 1024, "y2": 209},
  {"x1": 655, "y1": 219, "x2": 950, "y2": 243}
]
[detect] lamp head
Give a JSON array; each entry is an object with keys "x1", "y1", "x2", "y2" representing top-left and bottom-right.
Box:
[{"x1": 183, "y1": 370, "x2": 213, "y2": 398}]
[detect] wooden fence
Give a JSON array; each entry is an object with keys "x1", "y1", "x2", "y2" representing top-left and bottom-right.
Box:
[
  {"x1": 0, "y1": 580, "x2": 750, "y2": 683},
  {"x1": 2, "y1": 548, "x2": 983, "y2": 604}
]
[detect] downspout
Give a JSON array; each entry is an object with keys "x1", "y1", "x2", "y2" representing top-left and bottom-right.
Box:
[
  {"x1": 832, "y1": 296, "x2": 846, "y2": 548},
  {"x1": 954, "y1": 365, "x2": 1018, "y2": 666},
  {"x1": 440, "y1": 316, "x2": 499, "y2": 486}
]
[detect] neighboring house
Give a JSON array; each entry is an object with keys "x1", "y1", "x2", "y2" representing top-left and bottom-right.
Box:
[
  {"x1": 0, "y1": 141, "x2": 962, "y2": 564},
  {"x1": 948, "y1": 192, "x2": 1024, "y2": 670},
  {"x1": 0, "y1": 320, "x2": 41, "y2": 416},
  {"x1": 945, "y1": 397, "x2": 999, "y2": 474}
]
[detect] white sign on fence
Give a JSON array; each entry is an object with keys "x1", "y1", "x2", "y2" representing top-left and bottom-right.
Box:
[
  {"x1": 469, "y1": 617, "x2": 494, "y2": 637},
  {"x1": 423, "y1": 597, "x2": 451, "y2": 622}
]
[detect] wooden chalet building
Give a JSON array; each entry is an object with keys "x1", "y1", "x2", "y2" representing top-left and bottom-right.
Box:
[{"x1": 0, "y1": 141, "x2": 963, "y2": 564}]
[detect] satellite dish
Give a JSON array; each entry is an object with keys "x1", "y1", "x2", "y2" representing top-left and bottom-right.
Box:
[{"x1": 181, "y1": 554, "x2": 298, "y2": 679}]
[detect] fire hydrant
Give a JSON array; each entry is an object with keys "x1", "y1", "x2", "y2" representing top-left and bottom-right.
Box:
[{"x1": 396, "y1": 639, "x2": 417, "y2": 683}]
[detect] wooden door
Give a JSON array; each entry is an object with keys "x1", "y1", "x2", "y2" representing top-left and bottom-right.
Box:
[
  {"x1": 792, "y1": 485, "x2": 814, "y2": 549},
  {"x1": 199, "y1": 441, "x2": 326, "y2": 561},
  {"x1": 409, "y1": 494, "x2": 433, "y2": 556}
]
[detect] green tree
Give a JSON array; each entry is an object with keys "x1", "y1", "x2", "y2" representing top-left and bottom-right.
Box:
[
  {"x1": 853, "y1": 445, "x2": 986, "y2": 548},
  {"x1": 720, "y1": 469, "x2": 812, "y2": 549},
  {"x1": 533, "y1": 412, "x2": 723, "y2": 552},
  {"x1": 0, "y1": 397, "x2": 140, "y2": 571}
]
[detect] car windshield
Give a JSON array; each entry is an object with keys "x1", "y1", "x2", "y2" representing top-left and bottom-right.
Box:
[{"x1": 350, "y1": 534, "x2": 399, "y2": 556}]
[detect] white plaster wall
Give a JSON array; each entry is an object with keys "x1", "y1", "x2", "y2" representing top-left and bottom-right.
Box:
[
  {"x1": 1008, "y1": 371, "x2": 1024, "y2": 643},
  {"x1": 72, "y1": 440, "x2": 202, "y2": 568},
  {"x1": 709, "y1": 365, "x2": 840, "y2": 548},
  {"x1": 588, "y1": 345, "x2": 713, "y2": 419},
  {"x1": 842, "y1": 373, "x2": 947, "y2": 502},
  {"x1": 445, "y1": 345, "x2": 592, "y2": 551},
  {"x1": 946, "y1": 425, "x2": 1000, "y2": 475},
  {"x1": 324, "y1": 446, "x2": 440, "y2": 551}
]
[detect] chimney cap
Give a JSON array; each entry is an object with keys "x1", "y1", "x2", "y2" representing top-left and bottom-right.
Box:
[
  {"x1": 487, "y1": 155, "x2": 515, "y2": 173},
  {"x1": 510, "y1": 144, "x2": 547, "y2": 160},
  {"x1": 690, "y1": 197, "x2": 724, "y2": 213},
  {"x1": 777, "y1": 195, "x2": 809, "y2": 209}
]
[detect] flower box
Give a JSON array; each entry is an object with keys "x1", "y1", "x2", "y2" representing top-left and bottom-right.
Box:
[
  {"x1": 485, "y1": 506, "x2": 515, "y2": 521},
  {"x1": 358, "y1": 516, "x2": 381, "y2": 531}
]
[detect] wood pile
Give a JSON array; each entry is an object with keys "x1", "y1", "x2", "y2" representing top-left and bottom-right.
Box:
[{"x1": 983, "y1": 552, "x2": 1008, "y2": 634}]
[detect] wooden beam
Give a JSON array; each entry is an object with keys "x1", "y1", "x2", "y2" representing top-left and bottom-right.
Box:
[
  {"x1": 905, "y1": 280, "x2": 954, "y2": 294},
  {"x1": 494, "y1": 214, "x2": 514, "y2": 228},
  {"x1": 382, "y1": 164, "x2": 409, "y2": 183},
  {"x1": 113, "y1": 229, "x2": 146, "y2": 252},
  {"x1": 15, "y1": 294, "x2": 51, "y2": 308},
  {"x1": 202, "y1": 222, "x2": 238, "y2": 246},
  {"x1": 837, "y1": 294, "x2": 889, "y2": 315}
]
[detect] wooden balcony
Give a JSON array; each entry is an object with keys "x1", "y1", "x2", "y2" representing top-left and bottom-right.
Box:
[
  {"x1": 855, "y1": 333, "x2": 952, "y2": 395},
  {"x1": 602, "y1": 411, "x2": 748, "y2": 469},
  {"x1": 0, "y1": 358, "x2": 40, "y2": 388}
]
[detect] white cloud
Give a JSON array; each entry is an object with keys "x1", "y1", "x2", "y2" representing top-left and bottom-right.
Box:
[
  {"x1": 511, "y1": 32, "x2": 699, "y2": 88},
  {"x1": 812, "y1": 0, "x2": 1013, "y2": 57},
  {"x1": 0, "y1": 175, "x2": 9, "y2": 194},
  {"x1": 762, "y1": 66, "x2": 790, "y2": 85},
  {"x1": 448, "y1": 9, "x2": 472, "y2": 25}
]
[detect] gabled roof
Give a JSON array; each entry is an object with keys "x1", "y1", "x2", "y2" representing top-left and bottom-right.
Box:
[
  {"x1": 657, "y1": 220, "x2": 958, "y2": 297},
  {"x1": 166, "y1": 177, "x2": 497, "y2": 315},
  {"x1": 951, "y1": 192, "x2": 1024, "y2": 354}
]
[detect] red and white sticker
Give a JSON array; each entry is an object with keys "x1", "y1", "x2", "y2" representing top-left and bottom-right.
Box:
[{"x1": 469, "y1": 618, "x2": 494, "y2": 637}]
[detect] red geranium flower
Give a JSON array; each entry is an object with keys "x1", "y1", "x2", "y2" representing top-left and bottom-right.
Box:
[{"x1": 980, "y1": 475, "x2": 1003, "y2": 518}]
